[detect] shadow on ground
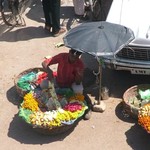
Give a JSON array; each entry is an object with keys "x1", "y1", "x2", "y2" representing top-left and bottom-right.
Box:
[
  {"x1": 7, "y1": 114, "x2": 78, "y2": 144},
  {"x1": 0, "y1": 26, "x2": 53, "y2": 42},
  {"x1": 125, "y1": 123, "x2": 150, "y2": 150},
  {"x1": 0, "y1": 0, "x2": 87, "y2": 39},
  {"x1": 115, "y1": 102, "x2": 136, "y2": 123},
  {"x1": 6, "y1": 86, "x2": 23, "y2": 106},
  {"x1": 115, "y1": 103, "x2": 150, "y2": 149},
  {"x1": 6, "y1": 85, "x2": 81, "y2": 144}
]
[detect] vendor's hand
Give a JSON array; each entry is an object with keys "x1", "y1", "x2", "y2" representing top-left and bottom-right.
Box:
[
  {"x1": 75, "y1": 69, "x2": 83, "y2": 84},
  {"x1": 42, "y1": 61, "x2": 54, "y2": 81}
]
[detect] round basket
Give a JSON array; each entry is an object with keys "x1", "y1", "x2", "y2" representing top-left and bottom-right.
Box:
[
  {"x1": 16, "y1": 68, "x2": 88, "y2": 135},
  {"x1": 122, "y1": 84, "x2": 150, "y2": 119},
  {"x1": 14, "y1": 67, "x2": 45, "y2": 97},
  {"x1": 20, "y1": 109, "x2": 84, "y2": 135},
  {"x1": 32, "y1": 119, "x2": 80, "y2": 135}
]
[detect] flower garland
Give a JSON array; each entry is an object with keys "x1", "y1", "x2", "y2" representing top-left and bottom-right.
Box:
[
  {"x1": 127, "y1": 88, "x2": 150, "y2": 108},
  {"x1": 18, "y1": 70, "x2": 88, "y2": 129},
  {"x1": 29, "y1": 106, "x2": 86, "y2": 128},
  {"x1": 20, "y1": 96, "x2": 87, "y2": 129},
  {"x1": 138, "y1": 103, "x2": 150, "y2": 133},
  {"x1": 64, "y1": 101, "x2": 82, "y2": 112}
]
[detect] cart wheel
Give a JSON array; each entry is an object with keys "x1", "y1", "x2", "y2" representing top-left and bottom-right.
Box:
[
  {"x1": 0, "y1": 0, "x2": 16, "y2": 26},
  {"x1": 0, "y1": 0, "x2": 31, "y2": 26}
]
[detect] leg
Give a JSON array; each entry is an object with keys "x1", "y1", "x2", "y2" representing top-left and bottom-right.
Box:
[
  {"x1": 83, "y1": 93, "x2": 92, "y2": 120},
  {"x1": 51, "y1": 0, "x2": 66, "y2": 36},
  {"x1": 51, "y1": 0, "x2": 60, "y2": 33},
  {"x1": 42, "y1": 0, "x2": 52, "y2": 29}
]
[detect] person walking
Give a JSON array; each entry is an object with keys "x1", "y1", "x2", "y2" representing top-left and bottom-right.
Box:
[{"x1": 42, "y1": 0, "x2": 66, "y2": 37}]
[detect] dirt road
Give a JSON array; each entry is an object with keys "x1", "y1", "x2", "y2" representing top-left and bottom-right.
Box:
[{"x1": 1, "y1": 0, "x2": 150, "y2": 150}]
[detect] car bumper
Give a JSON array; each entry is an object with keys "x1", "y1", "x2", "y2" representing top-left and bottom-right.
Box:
[{"x1": 104, "y1": 58, "x2": 150, "y2": 75}]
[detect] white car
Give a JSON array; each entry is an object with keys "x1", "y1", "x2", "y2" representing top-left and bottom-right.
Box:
[{"x1": 104, "y1": 0, "x2": 150, "y2": 75}]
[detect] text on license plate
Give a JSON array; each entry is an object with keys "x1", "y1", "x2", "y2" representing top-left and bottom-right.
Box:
[{"x1": 131, "y1": 69, "x2": 150, "y2": 75}]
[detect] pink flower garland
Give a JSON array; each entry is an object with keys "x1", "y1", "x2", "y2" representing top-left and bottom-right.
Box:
[{"x1": 63, "y1": 102, "x2": 82, "y2": 112}]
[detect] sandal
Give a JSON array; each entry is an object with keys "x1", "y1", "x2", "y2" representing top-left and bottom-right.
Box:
[
  {"x1": 53, "y1": 28, "x2": 66, "y2": 37},
  {"x1": 44, "y1": 25, "x2": 52, "y2": 32}
]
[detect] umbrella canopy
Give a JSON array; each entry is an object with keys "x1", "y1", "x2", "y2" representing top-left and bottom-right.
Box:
[{"x1": 63, "y1": 21, "x2": 135, "y2": 57}]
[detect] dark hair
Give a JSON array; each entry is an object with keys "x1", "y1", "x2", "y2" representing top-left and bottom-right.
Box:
[{"x1": 70, "y1": 49, "x2": 82, "y2": 56}]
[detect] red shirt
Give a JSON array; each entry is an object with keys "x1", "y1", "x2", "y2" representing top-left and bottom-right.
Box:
[{"x1": 44, "y1": 53, "x2": 84, "y2": 88}]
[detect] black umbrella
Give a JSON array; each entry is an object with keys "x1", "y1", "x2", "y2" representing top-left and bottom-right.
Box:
[{"x1": 63, "y1": 21, "x2": 134, "y2": 105}]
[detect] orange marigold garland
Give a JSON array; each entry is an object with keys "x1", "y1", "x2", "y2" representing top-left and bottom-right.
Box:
[
  {"x1": 138, "y1": 103, "x2": 150, "y2": 133},
  {"x1": 68, "y1": 93, "x2": 85, "y2": 101}
]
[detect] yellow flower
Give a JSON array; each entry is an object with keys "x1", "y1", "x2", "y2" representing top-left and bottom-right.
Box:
[{"x1": 22, "y1": 93, "x2": 39, "y2": 111}]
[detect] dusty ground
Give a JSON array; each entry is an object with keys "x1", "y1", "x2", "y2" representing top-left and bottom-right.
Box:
[{"x1": 1, "y1": 0, "x2": 150, "y2": 150}]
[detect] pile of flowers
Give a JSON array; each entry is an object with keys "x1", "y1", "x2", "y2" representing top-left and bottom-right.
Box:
[
  {"x1": 18, "y1": 71, "x2": 88, "y2": 129},
  {"x1": 127, "y1": 88, "x2": 150, "y2": 108},
  {"x1": 138, "y1": 103, "x2": 150, "y2": 133},
  {"x1": 17, "y1": 71, "x2": 48, "y2": 92}
]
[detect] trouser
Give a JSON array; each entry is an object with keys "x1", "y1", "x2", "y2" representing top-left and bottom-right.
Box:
[{"x1": 42, "y1": 0, "x2": 60, "y2": 32}]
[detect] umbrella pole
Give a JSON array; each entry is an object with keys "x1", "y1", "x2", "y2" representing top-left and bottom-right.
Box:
[
  {"x1": 92, "y1": 58, "x2": 106, "y2": 112},
  {"x1": 98, "y1": 61, "x2": 102, "y2": 105}
]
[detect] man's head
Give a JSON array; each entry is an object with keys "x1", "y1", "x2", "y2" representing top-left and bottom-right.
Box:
[
  {"x1": 68, "y1": 49, "x2": 83, "y2": 63},
  {"x1": 70, "y1": 49, "x2": 82, "y2": 56}
]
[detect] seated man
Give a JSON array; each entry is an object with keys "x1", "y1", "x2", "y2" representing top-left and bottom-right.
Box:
[
  {"x1": 42, "y1": 49, "x2": 91, "y2": 119},
  {"x1": 42, "y1": 49, "x2": 84, "y2": 90}
]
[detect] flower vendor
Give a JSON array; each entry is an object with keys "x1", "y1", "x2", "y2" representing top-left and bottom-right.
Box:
[
  {"x1": 42, "y1": 49, "x2": 92, "y2": 120},
  {"x1": 42, "y1": 49, "x2": 84, "y2": 92}
]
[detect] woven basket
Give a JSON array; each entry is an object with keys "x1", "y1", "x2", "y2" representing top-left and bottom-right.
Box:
[
  {"x1": 32, "y1": 119, "x2": 80, "y2": 135},
  {"x1": 20, "y1": 112, "x2": 82, "y2": 135},
  {"x1": 14, "y1": 67, "x2": 45, "y2": 97},
  {"x1": 16, "y1": 68, "x2": 86, "y2": 135},
  {"x1": 122, "y1": 84, "x2": 150, "y2": 119}
]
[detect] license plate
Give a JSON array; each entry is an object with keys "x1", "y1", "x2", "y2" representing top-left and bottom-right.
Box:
[{"x1": 131, "y1": 69, "x2": 150, "y2": 75}]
